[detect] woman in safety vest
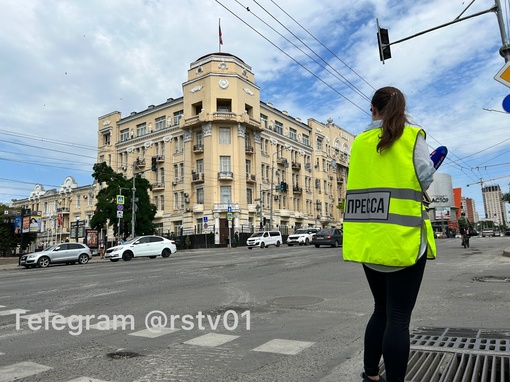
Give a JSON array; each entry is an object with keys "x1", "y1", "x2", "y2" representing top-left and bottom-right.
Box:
[{"x1": 343, "y1": 87, "x2": 436, "y2": 382}]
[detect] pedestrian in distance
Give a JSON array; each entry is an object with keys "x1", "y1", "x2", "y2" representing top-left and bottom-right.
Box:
[
  {"x1": 343, "y1": 86, "x2": 437, "y2": 382},
  {"x1": 99, "y1": 240, "x2": 105, "y2": 259}
]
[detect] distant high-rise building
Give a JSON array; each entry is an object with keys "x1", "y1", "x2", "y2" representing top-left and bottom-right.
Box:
[{"x1": 482, "y1": 185, "x2": 507, "y2": 226}]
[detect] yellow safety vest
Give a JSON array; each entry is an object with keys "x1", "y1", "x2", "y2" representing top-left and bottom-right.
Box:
[{"x1": 343, "y1": 126, "x2": 436, "y2": 267}]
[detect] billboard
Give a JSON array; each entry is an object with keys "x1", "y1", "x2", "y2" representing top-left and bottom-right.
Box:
[{"x1": 435, "y1": 207, "x2": 451, "y2": 220}]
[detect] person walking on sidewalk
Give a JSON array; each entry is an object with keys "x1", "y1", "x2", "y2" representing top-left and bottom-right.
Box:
[
  {"x1": 99, "y1": 240, "x2": 105, "y2": 259},
  {"x1": 343, "y1": 86, "x2": 437, "y2": 382}
]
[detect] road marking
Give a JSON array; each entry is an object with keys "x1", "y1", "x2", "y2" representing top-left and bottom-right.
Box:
[
  {"x1": 0, "y1": 361, "x2": 52, "y2": 382},
  {"x1": 20, "y1": 312, "x2": 58, "y2": 320},
  {"x1": 89, "y1": 318, "x2": 133, "y2": 330},
  {"x1": 129, "y1": 327, "x2": 180, "y2": 338},
  {"x1": 91, "y1": 290, "x2": 126, "y2": 297},
  {"x1": 184, "y1": 333, "x2": 239, "y2": 347},
  {"x1": 66, "y1": 378, "x2": 109, "y2": 382},
  {"x1": 0, "y1": 352, "x2": 4, "y2": 355},
  {"x1": 0, "y1": 305, "x2": 5, "y2": 308},
  {"x1": 252, "y1": 339, "x2": 314, "y2": 355},
  {"x1": 0, "y1": 309, "x2": 29, "y2": 316}
]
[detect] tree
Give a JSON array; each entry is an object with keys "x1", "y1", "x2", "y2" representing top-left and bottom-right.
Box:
[{"x1": 89, "y1": 163, "x2": 157, "y2": 240}]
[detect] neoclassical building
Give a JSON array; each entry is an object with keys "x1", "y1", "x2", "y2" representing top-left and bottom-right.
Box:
[
  {"x1": 12, "y1": 52, "x2": 355, "y2": 248},
  {"x1": 98, "y1": 52, "x2": 355, "y2": 245}
]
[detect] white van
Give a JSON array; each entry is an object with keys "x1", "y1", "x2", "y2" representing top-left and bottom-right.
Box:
[{"x1": 246, "y1": 231, "x2": 283, "y2": 249}]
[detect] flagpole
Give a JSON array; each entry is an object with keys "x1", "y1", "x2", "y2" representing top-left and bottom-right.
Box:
[{"x1": 219, "y1": 18, "x2": 222, "y2": 52}]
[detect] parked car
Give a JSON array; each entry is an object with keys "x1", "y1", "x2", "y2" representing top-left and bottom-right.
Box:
[
  {"x1": 287, "y1": 228, "x2": 319, "y2": 246},
  {"x1": 481, "y1": 229, "x2": 496, "y2": 237},
  {"x1": 105, "y1": 235, "x2": 177, "y2": 262},
  {"x1": 311, "y1": 228, "x2": 343, "y2": 248},
  {"x1": 20, "y1": 243, "x2": 92, "y2": 268},
  {"x1": 246, "y1": 231, "x2": 283, "y2": 249}
]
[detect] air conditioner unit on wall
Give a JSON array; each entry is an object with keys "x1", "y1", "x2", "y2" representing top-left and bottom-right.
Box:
[
  {"x1": 185, "y1": 198, "x2": 190, "y2": 203},
  {"x1": 172, "y1": 181, "x2": 177, "y2": 186},
  {"x1": 185, "y1": 208, "x2": 191, "y2": 212},
  {"x1": 183, "y1": 192, "x2": 189, "y2": 198}
]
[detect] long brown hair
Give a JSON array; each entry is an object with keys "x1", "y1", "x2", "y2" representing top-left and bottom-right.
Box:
[{"x1": 372, "y1": 86, "x2": 410, "y2": 153}]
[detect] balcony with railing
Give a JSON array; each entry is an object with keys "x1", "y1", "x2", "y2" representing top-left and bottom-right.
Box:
[
  {"x1": 193, "y1": 145, "x2": 204, "y2": 153},
  {"x1": 152, "y1": 182, "x2": 165, "y2": 191},
  {"x1": 218, "y1": 171, "x2": 234, "y2": 180},
  {"x1": 292, "y1": 185, "x2": 302, "y2": 194},
  {"x1": 336, "y1": 177, "x2": 344, "y2": 183},
  {"x1": 276, "y1": 157, "x2": 287, "y2": 165},
  {"x1": 192, "y1": 172, "x2": 204, "y2": 183},
  {"x1": 57, "y1": 208, "x2": 70, "y2": 214},
  {"x1": 155, "y1": 155, "x2": 165, "y2": 163},
  {"x1": 135, "y1": 158, "x2": 146, "y2": 168},
  {"x1": 246, "y1": 173, "x2": 256, "y2": 183},
  {"x1": 245, "y1": 146, "x2": 254, "y2": 154},
  {"x1": 291, "y1": 162, "x2": 301, "y2": 170}
]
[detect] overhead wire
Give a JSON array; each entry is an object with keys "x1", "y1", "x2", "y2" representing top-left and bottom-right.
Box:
[
  {"x1": 249, "y1": 0, "x2": 372, "y2": 101},
  {"x1": 268, "y1": 0, "x2": 376, "y2": 92},
  {"x1": 214, "y1": 0, "x2": 370, "y2": 115}
]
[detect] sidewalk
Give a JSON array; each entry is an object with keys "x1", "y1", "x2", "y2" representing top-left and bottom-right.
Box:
[{"x1": 0, "y1": 256, "x2": 20, "y2": 270}]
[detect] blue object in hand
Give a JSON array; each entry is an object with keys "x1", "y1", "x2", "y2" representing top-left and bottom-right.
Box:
[{"x1": 430, "y1": 146, "x2": 448, "y2": 170}]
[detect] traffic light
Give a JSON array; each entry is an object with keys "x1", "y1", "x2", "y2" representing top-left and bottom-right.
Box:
[
  {"x1": 151, "y1": 157, "x2": 157, "y2": 172},
  {"x1": 280, "y1": 181, "x2": 285, "y2": 192},
  {"x1": 377, "y1": 25, "x2": 391, "y2": 62}
]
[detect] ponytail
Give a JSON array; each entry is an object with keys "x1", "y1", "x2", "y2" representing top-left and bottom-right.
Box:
[{"x1": 372, "y1": 87, "x2": 410, "y2": 153}]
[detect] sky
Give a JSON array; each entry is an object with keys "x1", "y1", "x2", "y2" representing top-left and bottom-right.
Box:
[{"x1": 1, "y1": 0, "x2": 510, "y2": 219}]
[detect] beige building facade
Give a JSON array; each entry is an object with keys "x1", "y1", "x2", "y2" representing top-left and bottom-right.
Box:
[
  {"x1": 12, "y1": 52, "x2": 355, "y2": 248},
  {"x1": 98, "y1": 52, "x2": 354, "y2": 244}
]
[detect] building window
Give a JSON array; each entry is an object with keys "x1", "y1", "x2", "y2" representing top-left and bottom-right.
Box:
[
  {"x1": 137, "y1": 123, "x2": 146, "y2": 136},
  {"x1": 317, "y1": 137, "x2": 323, "y2": 151},
  {"x1": 173, "y1": 110, "x2": 183, "y2": 125},
  {"x1": 260, "y1": 114, "x2": 268, "y2": 129},
  {"x1": 197, "y1": 159, "x2": 204, "y2": 173},
  {"x1": 174, "y1": 193, "x2": 179, "y2": 209},
  {"x1": 120, "y1": 129, "x2": 129, "y2": 142},
  {"x1": 103, "y1": 133, "x2": 110, "y2": 145},
  {"x1": 160, "y1": 168, "x2": 165, "y2": 183},
  {"x1": 99, "y1": 155, "x2": 104, "y2": 163},
  {"x1": 174, "y1": 165, "x2": 178, "y2": 180},
  {"x1": 180, "y1": 163, "x2": 184, "y2": 180},
  {"x1": 219, "y1": 127, "x2": 231, "y2": 144},
  {"x1": 289, "y1": 128, "x2": 297, "y2": 141},
  {"x1": 154, "y1": 195, "x2": 158, "y2": 210},
  {"x1": 220, "y1": 186, "x2": 232, "y2": 203},
  {"x1": 197, "y1": 188, "x2": 204, "y2": 204},
  {"x1": 196, "y1": 131, "x2": 203, "y2": 147},
  {"x1": 160, "y1": 195, "x2": 164, "y2": 210},
  {"x1": 76, "y1": 196, "x2": 80, "y2": 208},
  {"x1": 246, "y1": 159, "x2": 251, "y2": 174},
  {"x1": 220, "y1": 156, "x2": 231, "y2": 172},
  {"x1": 174, "y1": 137, "x2": 179, "y2": 153},
  {"x1": 161, "y1": 141, "x2": 165, "y2": 156},
  {"x1": 275, "y1": 121, "x2": 283, "y2": 135},
  {"x1": 303, "y1": 134, "x2": 309, "y2": 146},
  {"x1": 217, "y1": 99, "x2": 231, "y2": 112},
  {"x1": 247, "y1": 188, "x2": 253, "y2": 204},
  {"x1": 155, "y1": 116, "x2": 166, "y2": 131}
]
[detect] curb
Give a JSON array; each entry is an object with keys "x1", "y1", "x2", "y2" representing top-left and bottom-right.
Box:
[{"x1": 503, "y1": 247, "x2": 510, "y2": 258}]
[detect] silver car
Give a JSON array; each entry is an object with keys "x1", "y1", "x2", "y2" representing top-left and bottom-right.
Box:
[{"x1": 20, "y1": 243, "x2": 93, "y2": 268}]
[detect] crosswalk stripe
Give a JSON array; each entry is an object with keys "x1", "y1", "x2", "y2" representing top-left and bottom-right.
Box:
[
  {"x1": 252, "y1": 339, "x2": 314, "y2": 355},
  {"x1": 184, "y1": 332, "x2": 239, "y2": 347},
  {"x1": 0, "y1": 305, "x2": 5, "y2": 308},
  {"x1": 0, "y1": 361, "x2": 52, "y2": 382},
  {"x1": 128, "y1": 327, "x2": 180, "y2": 338},
  {"x1": 66, "y1": 377, "x2": 110, "y2": 382}
]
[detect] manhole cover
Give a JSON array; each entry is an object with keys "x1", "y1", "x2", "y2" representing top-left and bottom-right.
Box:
[
  {"x1": 107, "y1": 351, "x2": 142, "y2": 359},
  {"x1": 473, "y1": 276, "x2": 510, "y2": 283},
  {"x1": 268, "y1": 296, "x2": 324, "y2": 306}
]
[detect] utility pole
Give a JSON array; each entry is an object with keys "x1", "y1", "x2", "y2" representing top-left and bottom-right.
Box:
[
  {"x1": 132, "y1": 166, "x2": 136, "y2": 238},
  {"x1": 377, "y1": 1, "x2": 510, "y2": 63}
]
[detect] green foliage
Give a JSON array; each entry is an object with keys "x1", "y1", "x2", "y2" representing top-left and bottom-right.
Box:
[{"x1": 89, "y1": 163, "x2": 157, "y2": 239}]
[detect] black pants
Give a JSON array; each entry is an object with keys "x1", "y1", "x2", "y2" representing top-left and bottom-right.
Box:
[{"x1": 362, "y1": 255, "x2": 427, "y2": 382}]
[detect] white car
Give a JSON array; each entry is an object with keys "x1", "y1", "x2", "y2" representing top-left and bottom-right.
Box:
[
  {"x1": 287, "y1": 228, "x2": 319, "y2": 246},
  {"x1": 105, "y1": 235, "x2": 177, "y2": 262},
  {"x1": 246, "y1": 231, "x2": 283, "y2": 249}
]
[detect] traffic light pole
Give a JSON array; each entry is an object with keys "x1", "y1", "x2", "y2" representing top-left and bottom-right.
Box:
[{"x1": 378, "y1": 2, "x2": 510, "y2": 63}]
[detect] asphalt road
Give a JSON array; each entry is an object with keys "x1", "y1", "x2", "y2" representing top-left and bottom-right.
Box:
[{"x1": 1, "y1": 236, "x2": 509, "y2": 382}]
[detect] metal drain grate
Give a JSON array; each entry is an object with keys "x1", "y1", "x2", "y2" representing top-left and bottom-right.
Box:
[{"x1": 379, "y1": 327, "x2": 510, "y2": 381}]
